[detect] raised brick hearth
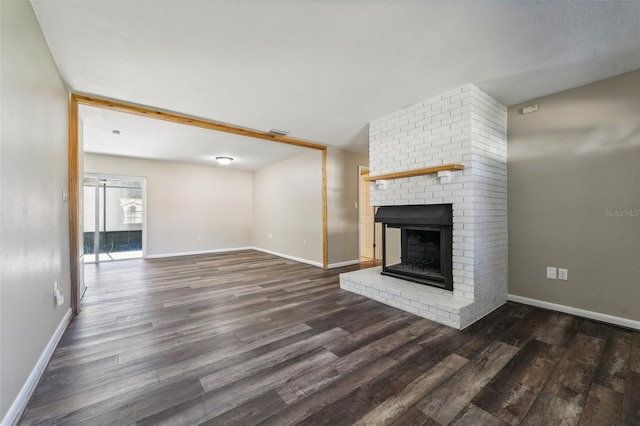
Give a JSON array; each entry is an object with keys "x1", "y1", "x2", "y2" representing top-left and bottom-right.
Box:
[{"x1": 340, "y1": 84, "x2": 507, "y2": 329}]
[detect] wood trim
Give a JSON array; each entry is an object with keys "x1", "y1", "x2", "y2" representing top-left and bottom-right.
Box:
[
  {"x1": 321, "y1": 150, "x2": 328, "y2": 269},
  {"x1": 360, "y1": 170, "x2": 370, "y2": 175},
  {"x1": 71, "y1": 94, "x2": 326, "y2": 151},
  {"x1": 363, "y1": 164, "x2": 465, "y2": 182},
  {"x1": 68, "y1": 94, "x2": 80, "y2": 315}
]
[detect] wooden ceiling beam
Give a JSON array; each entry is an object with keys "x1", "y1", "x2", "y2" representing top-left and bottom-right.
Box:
[{"x1": 72, "y1": 94, "x2": 327, "y2": 151}]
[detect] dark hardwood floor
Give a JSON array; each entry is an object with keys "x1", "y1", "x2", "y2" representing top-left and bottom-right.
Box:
[{"x1": 20, "y1": 250, "x2": 640, "y2": 425}]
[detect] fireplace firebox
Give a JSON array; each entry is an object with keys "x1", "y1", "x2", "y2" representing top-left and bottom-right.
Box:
[{"x1": 375, "y1": 204, "x2": 453, "y2": 291}]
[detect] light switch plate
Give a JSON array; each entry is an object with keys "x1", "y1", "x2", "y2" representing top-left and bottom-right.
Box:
[
  {"x1": 558, "y1": 268, "x2": 568, "y2": 280},
  {"x1": 546, "y1": 267, "x2": 557, "y2": 279}
]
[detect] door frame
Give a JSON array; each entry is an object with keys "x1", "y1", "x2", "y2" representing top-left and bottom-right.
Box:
[
  {"x1": 358, "y1": 165, "x2": 376, "y2": 261},
  {"x1": 68, "y1": 94, "x2": 329, "y2": 314}
]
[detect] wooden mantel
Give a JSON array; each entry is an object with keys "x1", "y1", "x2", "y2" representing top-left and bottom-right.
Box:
[{"x1": 363, "y1": 164, "x2": 465, "y2": 182}]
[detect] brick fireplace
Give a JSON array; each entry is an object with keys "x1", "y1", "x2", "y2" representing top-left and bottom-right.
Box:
[{"x1": 340, "y1": 84, "x2": 507, "y2": 329}]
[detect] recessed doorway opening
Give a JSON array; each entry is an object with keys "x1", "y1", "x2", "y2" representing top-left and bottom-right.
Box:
[{"x1": 358, "y1": 166, "x2": 381, "y2": 264}]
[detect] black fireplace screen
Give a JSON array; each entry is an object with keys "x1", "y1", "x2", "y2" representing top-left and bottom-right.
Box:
[{"x1": 376, "y1": 205, "x2": 453, "y2": 291}]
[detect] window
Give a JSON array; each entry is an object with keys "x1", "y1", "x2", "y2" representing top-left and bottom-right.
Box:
[{"x1": 121, "y1": 199, "x2": 143, "y2": 224}]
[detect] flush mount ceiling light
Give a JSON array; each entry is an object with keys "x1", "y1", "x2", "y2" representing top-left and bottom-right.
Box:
[
  {"x1": 268, "y1": 129, "x2": 289, "y2": 136},
  {"x1": 215, "y1": 156, "x2": 233, "y2": 166}
]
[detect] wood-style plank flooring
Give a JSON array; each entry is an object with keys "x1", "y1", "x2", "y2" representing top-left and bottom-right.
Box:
[{"x1": 20, "y1": 250, "x2": 640, "y2": 425}]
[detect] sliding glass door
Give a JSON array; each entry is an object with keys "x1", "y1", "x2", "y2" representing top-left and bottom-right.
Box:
[{"x1": 83, "y1": 174, "x2": 145, "y2": 263}]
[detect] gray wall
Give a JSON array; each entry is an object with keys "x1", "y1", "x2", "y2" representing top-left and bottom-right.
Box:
[
  {"x1": 0, "y1": 0, "x2": 71, "y2": 419},
  {"x1": 326, "y1": 147, "x2": 368, "y2": 265},
  {"x1": 252, "y1": 151, "x2": 323, "y2": 264},
  {"x1": 508, "y1": 69, "x2": 640, "y2": 322},
  {"x1": 85, "y1": 154, "x2": 253, "y2": 256}
]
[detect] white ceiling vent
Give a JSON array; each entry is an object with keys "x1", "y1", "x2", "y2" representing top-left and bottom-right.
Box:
[{"x1": 268, "y1": 129, "x2": 289, "y2": 136}]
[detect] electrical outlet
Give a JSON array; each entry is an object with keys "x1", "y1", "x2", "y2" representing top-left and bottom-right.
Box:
[
  {"x1": 558, "y1": 268, "x2": 568, "y2": 280},
  {"x1": 197, "y1": 234, "x2": 201, "y2": 241},
  {"x1": 303, "y1": 239, "x2": 307, "y2": 247},
  {"x1": 53, "y1": 282, "x2": 64, "y2": 306},
  {"x1": 268, "y1": 233, "x2": 273, "y2": 239},
  {"x1": 546, "y1": 267, "x2": 557, "y2": 279}
]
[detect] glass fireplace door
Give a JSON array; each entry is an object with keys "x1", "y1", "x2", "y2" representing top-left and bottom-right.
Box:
[{"x1": 381, "y1": 224, "x2": 452, "y2": 290}]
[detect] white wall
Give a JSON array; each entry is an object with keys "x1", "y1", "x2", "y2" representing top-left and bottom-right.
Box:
[
  {"x1": 84, "y1": 154, "x2": 253, "y2": 256},
  {"x1": 252, "y1": 151, "x2": 323, "y2": 265},
  {"x1": 0, "y1": 0, "x2": 71, "y2": 420}
]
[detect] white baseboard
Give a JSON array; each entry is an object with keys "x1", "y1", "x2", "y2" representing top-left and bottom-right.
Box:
[
  {"x1": 145, "y1": 246, "x2": 325, "y2": 269},
  {"x1": 251, "y1": 247, "x2": 323, "y2": 268},
  {"x1": 146, "y1": 248, "x2": 360, "y2": 270},
  {"x1": 327, "y1": 259, "x2": 360, "y2": 269},
  {"x1": 507, "y1": 294, "x2": 640, "y2": 331},
  {"x1": 145, "y1": 247, "x2": 253, "y2": 259},
  {"x1": 2, "y1": 308, "x2": 72, "y2": 426}
]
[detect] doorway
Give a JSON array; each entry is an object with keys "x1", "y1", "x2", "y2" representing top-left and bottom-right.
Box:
[
  {"x1": 358, "y1": 167, "x2": 381, "y2": 263},
  {"x1": 83, "y1": 174, "x2": 145, "y2": 264}
]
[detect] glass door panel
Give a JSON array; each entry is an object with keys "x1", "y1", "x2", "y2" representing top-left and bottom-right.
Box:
[
  {"x1": 83, "y1": 175, "x2": 144, "y2": 263},
  {"x1": 101, "y1": 179, "x2": 143, "y2": 260},
  {"x1": 83, "y1": 177, "x2": 99, "y2": 262}
]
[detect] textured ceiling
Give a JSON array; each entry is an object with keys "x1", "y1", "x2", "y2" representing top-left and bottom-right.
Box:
[
  {"x1": 32, "y1": 1, "x2": 640, "y2": 155},
  {"x1": 80, "y1": 105, "x2": 310, "y2": 171}
]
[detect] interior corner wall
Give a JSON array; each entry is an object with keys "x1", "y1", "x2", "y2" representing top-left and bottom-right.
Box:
[
  {"x1": 84, "y1": 154, "x2": 253, "y2": 256},
  {"x1": 326, "y1": 147, "x2": 368, "y2": 266},
  {"x1": 252, "y1": 150, "x2": 323, "y2": 265},
  {"x1": 508, "y1": 69, "x2": 640, "y2": 322},
  {"x1": 0, "y1": 0, "x2": 71, "y2": 420}
]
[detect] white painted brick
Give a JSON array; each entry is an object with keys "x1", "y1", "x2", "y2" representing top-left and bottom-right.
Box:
[
  {"x1": 440, "y1": 86, "x2": 464, "y2": 99},
  {"x1": 432, "y1": 98, "x2": 454, "y2": 110},
  {"x1": 442, "y1": 100, "x2": 463, "y2": 113},
  {"x1": 361, "y1": 83, "x2": 506, "y2": 330},
  {"x1": 432, "y1": 111, "x2": 451, "y2": 122}
]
